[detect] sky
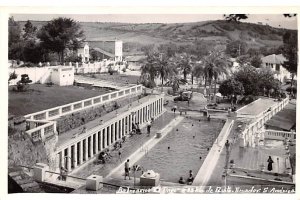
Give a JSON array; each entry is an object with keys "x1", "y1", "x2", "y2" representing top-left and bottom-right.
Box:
[{"x1": 12, "y1": 14, "x2": 298, "y2": 29}]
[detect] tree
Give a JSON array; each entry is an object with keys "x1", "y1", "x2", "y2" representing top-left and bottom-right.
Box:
[
  {"x1": 192, "y1": 62, "x2": 205, "y2": 87},
  {"x1": 250, "y1": 55, "x2": 262, "y2": 68},
  {"x1": 219, "y1": 78, "x2": 244, "y2": 104},
  {"x1": 141, "y1": 52, "x2": 176, "y2": 89},
  {"x1": 8, "y1": 17, "x2": 24, "y2": 60},
  {"x1": 174, "y1": 53, "x2": 192, "y2": 82},
  {"x1": 23, "y1": 40, "x2": 43, "y2": 63},
  {"x1": 8, "y1": 17, "x2": 22, "y2": 46},
  {"x1": 23, "y1": 20, "x2": 37, "y2": 40},
  {"x1": 282, "y1": 30, "x2": 298, "y2": 87},
  {"x1": 225, "y1": 40, "x2": 247, "y2": 58},
  {"x1": 258, "y1": 68, "x2": 280, "y2": 97},
  {"x1": 8, "y1": 71, "x2": 18, "y2": 82},
  {"x1": 202, "y1": 50, "x2": 231, "y2": 102},
  {"x1": 223, "y1": 14, "x2": 248, "y2": 22},
  {"x1": 38, "y1": 17, "x2": 85, "y2": 63},
  {"x1": 233, "y1": 66, "x2": 260, "y2": 96}
]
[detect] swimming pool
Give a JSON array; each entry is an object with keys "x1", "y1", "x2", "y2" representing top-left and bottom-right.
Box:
[{"x1": 134, "y1": 117, "x2": 224, "y2": 183}]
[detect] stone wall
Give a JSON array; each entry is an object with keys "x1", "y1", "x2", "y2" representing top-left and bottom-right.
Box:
[{"x1": 56, "y1": 94, "x2": 146, "y2": 134}]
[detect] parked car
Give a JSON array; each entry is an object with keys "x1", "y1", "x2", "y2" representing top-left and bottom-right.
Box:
[{"x1": 173, "y1": 91, "x2": 192, "y2": 102}]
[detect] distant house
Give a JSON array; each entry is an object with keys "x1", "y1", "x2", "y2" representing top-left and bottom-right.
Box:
[
  {"x1": 125, "y1": 55, "x2": 147, "y2": 70},
  {"x1": 261, "y1": 54, "x2": 295, "y2": 82},
  {"x1": 87, "y1": 40, "x2": 123, "y2": 62},
  {"x1": 77, "y1": 43, "x2": 89, "y2": 62}
]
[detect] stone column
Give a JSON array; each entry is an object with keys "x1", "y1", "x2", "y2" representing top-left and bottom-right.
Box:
[
  {"x1": 95, "y1": 133, "x2": 98, "y2": 154},
  {"x1": 96, "y1": 132, "x2": 100, "y2": 152},
  {"x1": 79, "y1": 141, "x2": 83, "y2": 165},
  {"x1": 67, "y1": 146, "x2": 71, "y2": 172},
  {"x1": 61, "y1": 151, "x2": 65, "y2": 169},
  {"x1": 73, "y1": 144, "x2": 77, "y2": 168},
  {"x1": 90, "y1": 136, "x2": 94, "y2": 157},
  {"x1": 102, "y1": 129, "x2": 106, "y2": 149},
  {"x1": 85, "y1": 138, "x2": 88, "y2": 161},
  {"x1": 111, "y1": 124, "x2": 115, "y2": 144},
  {"x1": 107, "y1": 127, "x2": 111, "y2": 147}
]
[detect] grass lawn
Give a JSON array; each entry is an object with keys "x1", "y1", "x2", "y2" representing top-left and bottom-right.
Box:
[
  {"x1": 88, "y1": 73, "x2": 140, "y2": 85},
  {"x1": 9, "y1": 84, "x2": 110, "y2": 116}
]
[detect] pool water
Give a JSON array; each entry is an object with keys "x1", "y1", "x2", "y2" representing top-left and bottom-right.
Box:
[{"x1": 134, "y1": 118, "x2": 224, "y2": 183}]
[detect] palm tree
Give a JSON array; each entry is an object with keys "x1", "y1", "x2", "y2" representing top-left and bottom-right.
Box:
[
  {"x1": 202, "y1": 50, "x2": 231, "y2": 103},
  {"x1": 174, "y1": 53, "x2": 192, "y2": 82},
  {"x1": 141, "y1": 52, "x2": 176, "y2": 90}
]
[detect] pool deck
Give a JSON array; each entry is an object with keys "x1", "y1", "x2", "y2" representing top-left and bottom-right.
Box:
[
  {"x1": 56, "y1": 94, "x2": 161, "y2": 148},
  {"x1": 237, "y1": 98, "x2": 278, "y2": 117},
  {"x1": 205, "y1": 125, "x2": 294, "y2": 187},
  {"x1": 107, "y1": 115, "x2": 185, "y2": 179}
]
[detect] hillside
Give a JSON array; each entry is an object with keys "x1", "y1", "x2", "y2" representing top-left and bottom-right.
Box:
[{"x1": 18, "y1": 20, "x2": 295, "y2": 54}]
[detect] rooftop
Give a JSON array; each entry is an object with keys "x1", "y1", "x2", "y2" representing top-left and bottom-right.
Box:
[
  {"x1": 8, "y1": 84, "x2": 111, "y2": 116},
  {"x1": 265, "y1": 101, "x2": 296, "y2": 131},
  {"x1": 261, "y1": 54, "x2": 287, "y2": 65},
  {"x1": 237, "y1": 98, "x2": 278, "y2": 116}
]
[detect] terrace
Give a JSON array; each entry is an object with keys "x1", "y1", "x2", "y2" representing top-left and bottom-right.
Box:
[
  {"x1": 56, "y1": 94, "x2": 161, "y2": 148},
  {"x1": 237, "y1": 98, "x2": 278, "y2": 117},
  {"x1": 9, "y1": 84, "x2": 111, "y2": 117}
]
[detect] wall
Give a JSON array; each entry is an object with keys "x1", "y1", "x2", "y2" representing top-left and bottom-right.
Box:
[
  {"x1": 9, "y1": 67, "x2": 52, "y2": 85},
  {"x1": 115, "y1": 41, "x2": 123, "y2": 61},
  {"x1": 239, "y1": 97, "x2": 290, "y2": 148},
  {"x1": 264, "y1": 129, "x2": 296, "y2": 140}
]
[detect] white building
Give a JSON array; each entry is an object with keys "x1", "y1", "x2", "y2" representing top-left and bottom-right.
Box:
[
  {"x1": 261, "y1": 54, "x2": 295, "y2": 82},
  {"x1": 87, "y1": 40, "x2": 123, "y2": 62},
  {"x1": 77, "y1": 43, "x2": 89, "y2": 62},
  {"x1": 51, "y1": 66, "x2": 75, "y2": 86}
]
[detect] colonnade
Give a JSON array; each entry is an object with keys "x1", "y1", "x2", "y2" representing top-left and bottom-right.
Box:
[{"x1": 56, "y1": 96, "x2": 164, "y2": 172}]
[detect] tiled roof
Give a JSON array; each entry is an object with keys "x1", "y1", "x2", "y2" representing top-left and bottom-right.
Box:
[{"x1": 261, "y1": 54, "x2": 287, "y2": 65}]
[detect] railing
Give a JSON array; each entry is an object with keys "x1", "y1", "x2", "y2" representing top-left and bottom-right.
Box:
[
  {"x1": 265, "y1": 129, "x2": 296, "y2": 140},
  {"x1": 55, "y1": 94, "x2": 164, "y2": 152},
  {"x1": 26, "y1": 121, "x2": 57, "y2": 142},
  {"x1": 239, "y1": 97, "x2": 290, "y2": 147},
  {"x1": 24, "y1": 85, "x2": 143, "y2": 121}
]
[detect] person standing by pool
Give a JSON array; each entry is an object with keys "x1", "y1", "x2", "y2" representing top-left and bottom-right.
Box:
[
  {"x1": 225, "y1": 140, "x2": 230, "y2": 152},
  {"x1": 118, "y1": 151, "x2": 122, "y2": 162},
  {"x1": 147, "y1": 121, "x2": 151, "y2": 136},
  {"x1": 178, "y1": 177, "x2": 185, "y2": 184},
  {"x1": 124, "y1": 159, "x2": 131, "y2": 180},
  {"x1": 267, "y1": 156, "x2": 274, "y2": 171},
  {"x1": 187, "y1": 170, "x2": 194, "y2": 185}
]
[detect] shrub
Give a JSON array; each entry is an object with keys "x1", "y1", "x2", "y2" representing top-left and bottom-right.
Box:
[
  {"x1": 240, "y1": 95, "x2": 257, "y2": 105},
  {"x1": 286, "y1": 86, "x2": 297, "y2": 94}
]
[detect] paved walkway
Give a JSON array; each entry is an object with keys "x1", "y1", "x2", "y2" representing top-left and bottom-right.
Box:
[
  {"x1": 75, "y1": 75, "x2": 128, "y2": 90},
  {"x1": 56, "y1": 94, "x2": 161, "y2": 147},
  {"x1": 237, "y1": 98, "x2": 277, "y2": 116},
  {"x1": 71, "y1": 111, "x2": 175, "y2": 179},
  {"x1": 206, "y1": 120, "x2": 293, "y2": 187}
]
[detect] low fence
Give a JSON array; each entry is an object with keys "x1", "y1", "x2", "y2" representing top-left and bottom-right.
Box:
[
  {"x1": 24, "y1": 85, "x2": 143, "y2": 121},
  {"x1": 239, "y1": 97, "x2": 290, "y2": 148},
  {"x1": 26, "y1": 121, "x2": 57, "y2": 142},
  {"x1": 24, "y1": 85, "x2": 143, "y2": 142},
  {"x1": 264, "y1": 129, "x2": 296, "y2": 140}
]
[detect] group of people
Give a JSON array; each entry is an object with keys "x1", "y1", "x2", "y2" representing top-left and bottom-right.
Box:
[
  {"x1": 131, "y1": 118, "x2": 153, "y2": 136},
  {"x1": 97, "y1": 149, "x2": 112, "y2": 164},
  {"x1": 178, "y1": 170, "x2": 194, "y2": 185}
]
